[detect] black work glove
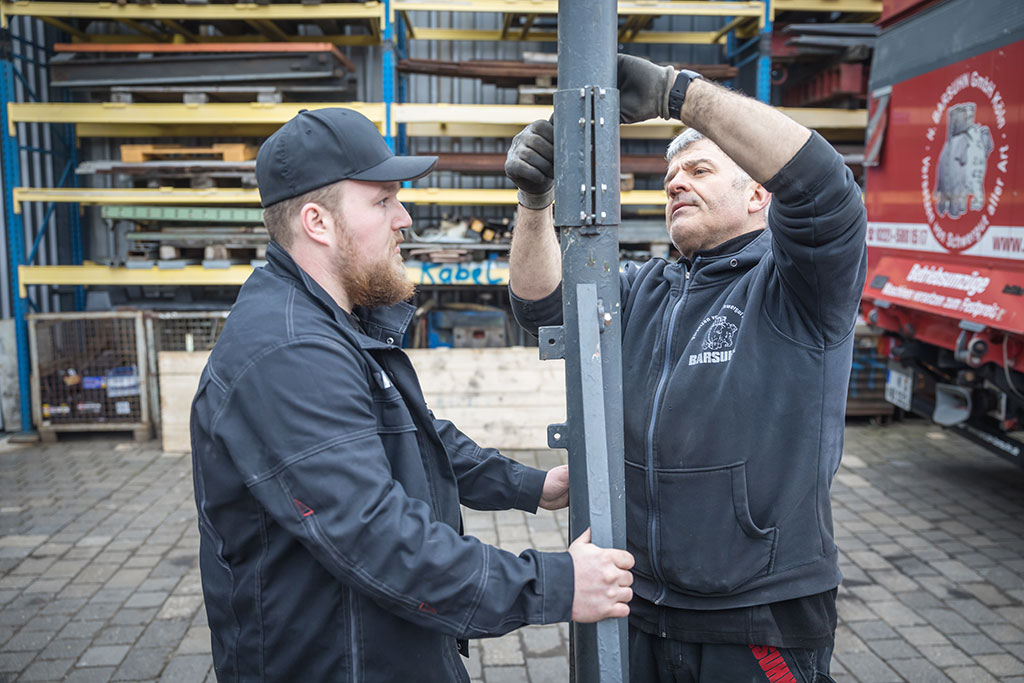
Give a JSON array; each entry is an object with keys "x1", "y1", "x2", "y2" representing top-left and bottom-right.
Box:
[
  {"x1": 617, "y1": 54, "x2": 676, "y2": 124},
  {"x1": 505, "y1": 118, "x2": 554, "y2": 210}
]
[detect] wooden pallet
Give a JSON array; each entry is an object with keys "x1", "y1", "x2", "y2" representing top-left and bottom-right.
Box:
[
  {"x1": 38, "y1": 423, "x2": 152, "y2": 443},
  {"x1": 120, "y1": 143, "x2": 258, "y2": 163}
]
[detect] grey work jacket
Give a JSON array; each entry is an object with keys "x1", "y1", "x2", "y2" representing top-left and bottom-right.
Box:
[{"x1": 192, "y1": 241, "x2": 573, "y2": 682}]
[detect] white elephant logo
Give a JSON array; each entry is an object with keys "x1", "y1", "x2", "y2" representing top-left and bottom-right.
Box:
[{"x1": 934, "y1": 102, "x2": 993, "y2": 219}]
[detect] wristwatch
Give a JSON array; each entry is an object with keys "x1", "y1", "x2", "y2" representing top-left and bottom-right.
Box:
[{"x1": 667, "y1": 69, "x2": 704, "y2": 120}]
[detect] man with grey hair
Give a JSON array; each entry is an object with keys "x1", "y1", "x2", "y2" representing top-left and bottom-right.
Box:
[{"x1": 504, "y1": 55, "x2": 866, "y2": 681}]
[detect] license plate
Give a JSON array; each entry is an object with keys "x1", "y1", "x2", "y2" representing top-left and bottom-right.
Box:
[{"x1": 885, "y1": 364, "x2": 913, "y2": 411}]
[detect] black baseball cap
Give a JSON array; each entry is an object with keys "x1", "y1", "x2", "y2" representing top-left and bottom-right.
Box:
[{"x1": 256, "y1": 108, "x2": 438, "y2": 207}]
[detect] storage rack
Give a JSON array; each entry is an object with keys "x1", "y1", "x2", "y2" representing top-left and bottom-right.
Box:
[{"x1": 1, "y1": 0, "x2": 881, "y2": 434}]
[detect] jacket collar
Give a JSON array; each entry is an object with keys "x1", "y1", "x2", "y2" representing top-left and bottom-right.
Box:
[
  {"x1": 264, "y1": 240, "x2": 414, "y2": 349},
  {"x1": 693, "y1": 229, "x2": 765, "y2": 261},
  {"x1": 684, "y1": 229, "x2": 769, "y2": 282}
]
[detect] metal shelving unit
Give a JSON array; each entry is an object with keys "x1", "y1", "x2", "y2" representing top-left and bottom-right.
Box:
[{"x1": 1, "y1": 0, "x2": 882, "y2": 433}]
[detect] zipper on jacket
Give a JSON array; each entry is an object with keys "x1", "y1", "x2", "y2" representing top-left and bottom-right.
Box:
[
  {"x1": 348, "y1": 586, "x2": 360, "y2": 682},
  {"x1": 645, "y1": 259, "x2": 696, "y2": 605}
]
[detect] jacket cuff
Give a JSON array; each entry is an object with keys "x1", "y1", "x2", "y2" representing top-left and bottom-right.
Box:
[
  {"x1": 509, "y1": 283, "x2": 563, "y2": 337},
  {"x1": 762, "y1": 131, "x2": 843, "y2": 202},
  {"x1": 539, "y1": 551, "x2": 575, "y2": 623},
  {"x1": 513, "y1": 465, "x2": 548, "y2": 513}
]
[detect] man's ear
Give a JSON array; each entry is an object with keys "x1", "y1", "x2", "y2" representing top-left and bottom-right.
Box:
[
  {"x1": 299, "y1": 202, "x2": 334, "y2": 247},
  {"x1": 748, "y1": 183, "x2": 771, "y2": 214}
]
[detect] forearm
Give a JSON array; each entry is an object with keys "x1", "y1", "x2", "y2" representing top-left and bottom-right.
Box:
[
  {"x1": 679, "y1": 78, "x2": 812, "y2": 184},
  {"x1": 509, "y1": 204, "x2": 561, "y2": 300},
  {"x1": 432, "y1": 415, "x2": 546, "y2": 512}
]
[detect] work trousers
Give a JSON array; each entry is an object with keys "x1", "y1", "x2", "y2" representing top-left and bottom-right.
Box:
[{"x1": 629, "y1": 626, "x2": 837, "y2": 683}]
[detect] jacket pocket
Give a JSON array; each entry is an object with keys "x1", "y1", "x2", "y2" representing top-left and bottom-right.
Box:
[
  {"x1": 373, "y1": 386, "x2": 416, "y2": 434},
  {"x1": 654, "y1": 463, "x2": 777, "y2": 595},
  {"x1": 624, "y1": 461, "x2": 654, "y2": 578}
]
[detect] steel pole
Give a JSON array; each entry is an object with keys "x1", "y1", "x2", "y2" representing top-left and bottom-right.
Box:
[{"x1": 548, "y1": 0, "x2": 627, "y2": 680}]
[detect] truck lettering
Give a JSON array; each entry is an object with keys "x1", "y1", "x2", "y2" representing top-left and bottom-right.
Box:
[
  {"x1": 970, "y1": 71, "x2": 995, "y2": 98},
  {"x1": 921, "y1": 156, "x2": 935, "y2": 224},
  {"x1": 906, "y1": 263, "x2": 991, "y2": 296},
  {"x1": 932, "y1": 72, "x2": 970, "y2": 125},
  {"x1": 997, "y1": 145, "x2": 1009, "y2": 173},
  {"x1": 992, "y1": 92, "x2": 1007, "y2": 129},
  {"x1": 988, "y1": 177, "x2": 1005, "y2": 216}
]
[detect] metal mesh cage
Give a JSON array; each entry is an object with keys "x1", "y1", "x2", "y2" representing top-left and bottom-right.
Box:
[
  {"x1": 148, "y1": 311, "x2": 229, "y2": 354},
  {"x1": 145, "y1": 311, "x2": 230, "y2": 436},
  {"x1": 28, "y1": 312, "x2": 149, "y2": 430}
]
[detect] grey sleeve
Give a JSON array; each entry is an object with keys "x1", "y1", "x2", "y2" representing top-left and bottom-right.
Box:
[
  {"x1": 432, "y1": 415, "x2": 547, "y2": 513},
  {"x1": 763, "y1": 131, "x2": 868, "y2": 345},
  {"x1": 509, "y1": 264, "x2": 641, "y2": 337}
]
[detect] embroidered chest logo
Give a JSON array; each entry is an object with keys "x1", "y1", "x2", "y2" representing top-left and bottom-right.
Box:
[
  {"x1": 701, "y1": 315, "x2": 737, "y2": 350},
  {"x1": 689, "y1": 305, "x2": 743, "y2": 366}
]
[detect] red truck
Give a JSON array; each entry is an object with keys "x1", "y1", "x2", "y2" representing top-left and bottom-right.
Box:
[{"x1": 860, "y1": 0, "x2": 1024, "y2": 464}]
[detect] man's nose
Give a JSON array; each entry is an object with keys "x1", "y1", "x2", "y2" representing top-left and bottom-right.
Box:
[
  {"x1": 394, "y1": 201, "x2": 413, "y2": 230},
  {"x1": 666, "y1": 172, "x2": 691, "y2": 197}
]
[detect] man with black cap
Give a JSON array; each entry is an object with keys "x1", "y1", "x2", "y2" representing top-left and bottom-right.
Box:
[{"x1": 190, "y1": 107, "x2": 635, "y2": 682}]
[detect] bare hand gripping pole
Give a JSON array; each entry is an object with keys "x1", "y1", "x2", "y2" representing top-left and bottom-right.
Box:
[{"x1": 538, "y1": 1, "x2": 627, "y2": 680}]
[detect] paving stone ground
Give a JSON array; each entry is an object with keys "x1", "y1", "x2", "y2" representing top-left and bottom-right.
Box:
[{"x1": 1, "y1": 420, "x2": 1022, "y2": 682}]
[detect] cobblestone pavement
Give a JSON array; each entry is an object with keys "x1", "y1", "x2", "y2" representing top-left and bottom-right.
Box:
[{"x1": 1, "y1": 421, "x2": 1023, "y2": 682}]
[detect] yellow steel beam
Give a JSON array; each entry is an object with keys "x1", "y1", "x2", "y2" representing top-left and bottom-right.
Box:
[
  {"x1": 399, "y1": 121, "x2": 691, "y2": 139},
  {"x1": 772, "y1": 0, "x2": 881, "y2": 14},
  {"x1": 159, "y1": 18, "x2": 200, "y2": 42},
  {"x1": 394, "y1": 103, "x2": 867, "y2": 135},
  {"x1": 622, "y1": 15, "x2": 655, "y2": 43},
  {"x1": 19, "y1": 264, "x2": 253, "y2": 296},
  {"x1": 395, "y1": 1, "x2": 764, "y2": 40},
  {"x1": 7, "y1": 102, "x2": 387, "y2": 136},
  {"x1": 13, "y1": 187, "x2": 260, "y2": 213},
  {"x1": 68, "y1": 33, "x2": 381, "y2": 46},
  {"x1": 246, "y1": 19, "x2": 290, "y2": 43},
  {"x1": 73, "y1": 123, "x2": 285, "y2": 138},
  {"x1": 18, "y1": 261, "x2": 512, "y2": 294},
  {"x1": 393, "y1": 1, "x2": 763, "y2": 18},
  {"x1": 114, "y1": 18, "x2": 167, "y2": 42},
  {"x1": 0, "y1": 1, "x2": 386, "y2": 24},
  {"x1": 518, "y1": 13, "x2": 537, "y2": 40},
  {"x1": 398, "y1": 10, "x2": 415, "y2": 39},
  {"x1": 403, "y1": 188, "x2": 676, "y2": 205},
  {"x1": 10, "y1": 102, "x2": 865, "y2": 139},
  {"x1": 711, "y1": 15, "x2": 753, "y2": 44},
  {"x1": 396, "y1": 27, "x2": 720, "y2": 43},
  {"x1": 12, "y1": 186, "x2": 669, "y2": 213},
  {"x1": 395, "y1": 103, "x2": 552, "y2": 126},
  {"x1": 36, "y1": 16, "x2": 89, "y2": 40},
  {"x1": 499, "y1": 12, "x2": 516, "y2": 39}
]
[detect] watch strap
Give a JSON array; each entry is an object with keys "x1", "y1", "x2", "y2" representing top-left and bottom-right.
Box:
[{"x1": 667, "y1": 69, "x2": 704, "y2": 120}]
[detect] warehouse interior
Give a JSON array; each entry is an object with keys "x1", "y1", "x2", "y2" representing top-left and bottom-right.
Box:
[{"x1": 0, "y1": 0, "x2": 885, "y2": 443}]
